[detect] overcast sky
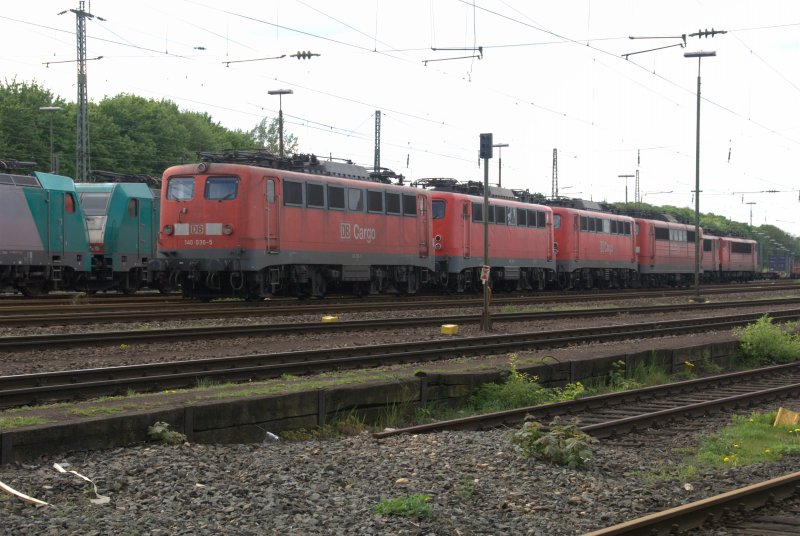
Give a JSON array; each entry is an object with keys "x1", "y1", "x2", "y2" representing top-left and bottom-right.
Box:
[{"x1": 2, "y1": 1, "x2": 799, "y2": 238}]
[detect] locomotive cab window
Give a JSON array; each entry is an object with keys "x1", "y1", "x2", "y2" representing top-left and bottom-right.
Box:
[
  {"x1": 166, "y1": 177, "x2": 195, "y2": 201},
  {"x1": 432, "y1": 200, "x2": 446, "y2": 219},
  {"x1": 553, "y1": 214, "x2": 561, "y2": 229},
  {"x1": 205, "y1": 177, "x2": 238, "y2": 201},
  {"x1": 654, "y1": 227, "x2": 669, "y2": 240},
  {"x1": 703, "y1": 239, "x2": 713, "y2": 251},
  {"x1": 537, "y1": 211, "x2": 547, "y2": 228},
  {"x1": 385, "y1": 192, "x2": 401, "y2": 215},
  {"x1": 624, "y1": 222, "x2": 631, "y2": 235},
  {"x1": 127, "y1": 199, "x2": 138, "y2": 217},
  {"x1": 367, "y1": 190, "x2": 384, "y2": 213},
  {"x1": 79, "y1": 192, "x2": 111, "y2": 215},
  {"x1": 347, "y1": 188, "x2": 364, "y2": 212},
  {"x1": 283, "y1": 180, "x2": 304, "y2": 206},
  {"x1": 402, "y1": 194, "x2": 416, "y2": 216},
  {"x1": 495, "y1": 206, "x2": 507, "y2": 225},
  {"x1": 307, "y1": 183, "x2": 325, "y2": 209},
  {"x1": 328, "y1": 185, "x2": 345, "y2": 210},
  {"x1": 472, "y1": 202, "x2": 483, "y2": 223},
  {"x1": 506, "y1": 207, "x2": 516, "y2": 226},
  {"x1": 64, "y1": 193, "x2": 76, "y2": 214},
  {"x1": 517, "y1": 208, "x2": 527, "y2": 226}
]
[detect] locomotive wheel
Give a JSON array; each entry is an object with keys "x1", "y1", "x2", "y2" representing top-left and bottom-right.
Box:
[{"x1": 19, "y1": 282, "x2": 49, "y2": 297}]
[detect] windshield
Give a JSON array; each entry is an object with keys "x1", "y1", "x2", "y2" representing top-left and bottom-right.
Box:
[{"x1": 79, "y1": 192, "x2": 111, "y2": 216}]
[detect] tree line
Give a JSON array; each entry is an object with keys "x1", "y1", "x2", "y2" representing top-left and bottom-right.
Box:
[{"x1": 0, "y1": 79, "x2": 296, "y2": 178}]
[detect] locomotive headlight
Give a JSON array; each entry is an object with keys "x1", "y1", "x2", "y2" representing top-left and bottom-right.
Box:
[
  {"x1": 434, "y1": 234, "x2": 442, "y2": 242},
  {"x1": 223, "y1": 224, "x2": 234, "y2": 235},
  {"x1": 435, "y1": 243, "x2": 442, "y2": 251},
  {"x1": 163, "y1": 224, "x2": 174, "y2": 235}
]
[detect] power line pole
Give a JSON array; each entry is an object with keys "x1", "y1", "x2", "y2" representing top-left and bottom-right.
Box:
[
  {"x1": 551, "y1": 148, "x2": 558, "y2": 198},
  {"x1": 374, "y1": 110, "x2": 381, "y2": 172},
  {"x1": 69, "y1": 1, "x2": 98, "y2": 182}
]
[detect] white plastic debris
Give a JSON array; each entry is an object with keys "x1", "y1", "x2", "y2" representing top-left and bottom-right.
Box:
[
  {"x1": 265, "y1": 432, "x2": 279, "y2": 442},
  {"x1": 53, "y1": 463, "x2": 111, "y2": 505},
  {"x1": 0, "y1": 480, "x2": 48, "y2": 507}
]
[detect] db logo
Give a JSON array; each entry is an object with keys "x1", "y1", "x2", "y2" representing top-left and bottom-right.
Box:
[
  {"x1": 340, "y1": 223, "x2": 351, "y2": 239},
  {"x1": 190, "y1": 224, "x2": 204, "y2": 235}
]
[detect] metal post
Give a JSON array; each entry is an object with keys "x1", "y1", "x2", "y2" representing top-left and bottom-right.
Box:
[
  {"x1": 618, "y1": 174, "x2": 634, "y2": 210},
  {"x1": 482, "y1": 156, "x2": 491, "y2": 331},
  {"x1": 685, "y1": 50, "x2": 715, "y2": 302},
  {"x1": 492, "y1": 143, "x2": 508, "y2": 187},
  {"x1": 39, "y1": 106, "x2": 63, "y2": 173},
  {"x1": 268, "y1": 89, "x2": 293, "y2": 158}
]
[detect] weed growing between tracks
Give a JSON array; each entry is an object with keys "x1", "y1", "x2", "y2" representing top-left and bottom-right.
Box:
[
  {"x1": 643, "y1": 410, "x2": 800, "y2": 483},
  {"x1": 374, "y1": 494, "x2": 433, "y2": 519}
]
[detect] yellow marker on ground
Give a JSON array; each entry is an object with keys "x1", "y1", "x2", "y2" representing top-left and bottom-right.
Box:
[
  {"x1": 440, "y1": 324, "x2": 459, "y2": 335},
  {"x1": 774, "y1": 407, "x2": 800, "y2": 427},
  {"x1": 321, "y1": 315, "x2": 339, "y2": 322}
]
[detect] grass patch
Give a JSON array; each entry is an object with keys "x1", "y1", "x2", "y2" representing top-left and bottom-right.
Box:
[
  {"x1": 693, "y1": 411, "x2": 800, "y2": 468},
  {"x1": 734, "y1": 315, "x2": 800, "y2": 367},
  {"x1": 280, "y1": 413, "x2": 368, "y2": 441},
  {"x1": 0, "y1": 415, "x2": 49, "y2": 430},
  {"x1": 374, "y1": 494, "x2": 433, "y2": 519},
  {"x1": 70, "y1": 406, "x2": 129, "y2": 417}
]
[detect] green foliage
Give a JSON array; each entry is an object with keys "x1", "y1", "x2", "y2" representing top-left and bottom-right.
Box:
[
  {"x1": 734, "y1": 315, "x2": 800, "y2": 366},
  {"x1": 0, "y1": 415, "x2": 48, "y2": 430},
  {"x1": 374, "y1": 494, "x2": 433, "y2": 519},
  {"x1": 693, "y1": 411, "x2": 800, "y2": 468},
  {"x1": 510, "y1": 417, "x2": 597, "y2": 468},
  {"x1": 468, "y1": 355, "x2": 555, "y2": 412},
  {"x1": 147, "y1": 421, "x2": 187, "y2": 444},
  {"x1": 0, "y1": 81, "x2": 288, "y2": 177},
  {"x1": 280, "y1": 413, "x2": 368, "y2": 441},
  {"x1": 456, "y1": 475, "x2": 475, "y2": 501},
  {"x1": 249, "y1": 116, "x2": 299, "y2": 155},
  {"x1": 607, "y1": 360, "x2": 642, "y2": 390}
]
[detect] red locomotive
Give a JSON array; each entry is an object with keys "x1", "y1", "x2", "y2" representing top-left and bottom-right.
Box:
[
  {"x1": 634, "y1": 218, "x2": 699, "y2": 286},
  {"x1": 414, "y1": 179, "x2": 555, "y2": 292},
  {"x1": 150, "y1": 153, "x2": 434, "y2": 299},
  {"x1": 550, "y1": 200, "x2": 637, "y2": 289},
  {"x1": 718, "y1": 236, "x2": 759, "y2": 280}
]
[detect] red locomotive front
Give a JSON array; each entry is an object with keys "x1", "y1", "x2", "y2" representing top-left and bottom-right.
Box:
[
  {"x1": 151, "y1": 154, "x2": 434, "y2": 299},
  {"x1": 420, "y1": 181, "x2": 554, "y2": 292},
  {"x1": 551, "y1": 205, "x2": 637, "y2": 289}
]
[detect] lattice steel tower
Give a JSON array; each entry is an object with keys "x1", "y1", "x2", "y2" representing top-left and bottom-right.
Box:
[
  {"x1": 551, "y1": 148, "x2": 558, "y2": 198},
  {"x1": 71, "y1": 1, "x2": 96, "y2": 182}
]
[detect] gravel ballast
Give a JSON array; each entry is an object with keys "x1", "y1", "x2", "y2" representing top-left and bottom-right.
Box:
[{"x1": 2, "y1": 404, "x2": 799, "y2": 535}]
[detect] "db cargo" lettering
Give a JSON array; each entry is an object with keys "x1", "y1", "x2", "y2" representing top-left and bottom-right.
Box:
[{"x1": 340, "y1": 223, "x2": 376, "y2": 244}]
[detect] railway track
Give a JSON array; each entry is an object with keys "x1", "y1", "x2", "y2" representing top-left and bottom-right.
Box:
[
  {"x1": 1, "y1": 285, "x2": 799, "y2": 327},
  {"x1": 587, "y1": 472, "x2": 800, "y2": 535},
  {"x1": 1, "y1": 282, "x2": 797, "y2": 323},
  {"x1": 2, "y1": 297, "x2": 800, "y2": 350},
  {"x1": 2, "y1": 309, "x2": 800, "y2": 409},
  {"x1": 373, "y1": 361, "x2": 800, "y2": 439}
]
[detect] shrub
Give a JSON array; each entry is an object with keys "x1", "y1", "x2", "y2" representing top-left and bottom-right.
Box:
[
  {"x1": 510, "y1": 417, "x2": 597, "y2": 468},
  {"x1": 734, "y1": 315, "x2": 800, "y2": 366},
  {"x1": 147, "y1": 421, "x2": 186, "y2": 444}
]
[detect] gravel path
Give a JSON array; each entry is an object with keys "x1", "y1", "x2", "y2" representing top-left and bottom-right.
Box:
[{"x1": 1, "y1": 401, "x2": 798, "y2": 535}]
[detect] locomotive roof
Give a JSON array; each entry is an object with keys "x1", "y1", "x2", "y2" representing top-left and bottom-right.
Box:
[
  {"x1": 196, "y1": 150, "x2": 400, "y2": 183},
  {"x1": 412, "y1": 177, "x2": 549, "y2": 205}
]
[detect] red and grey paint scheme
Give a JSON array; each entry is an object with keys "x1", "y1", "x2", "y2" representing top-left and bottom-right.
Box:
[{"x1": 151, "y1": 156, "x2": 434, "y2": 299}]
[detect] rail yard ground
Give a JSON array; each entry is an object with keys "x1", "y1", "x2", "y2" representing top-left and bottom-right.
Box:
[{"x1": 1, "y1": 285, "x2": 800, "y2": 533}]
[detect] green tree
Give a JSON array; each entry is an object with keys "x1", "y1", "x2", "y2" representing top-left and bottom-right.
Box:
[{"x1": 249, "y1": 116, "x2": 299, "y2": 155}]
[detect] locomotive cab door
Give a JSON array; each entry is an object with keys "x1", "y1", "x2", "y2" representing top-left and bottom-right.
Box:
[
  {"x1": 48, "y1": 190, "x2": 66, "y2": 257},
  {"x1": 572, "y1": 214, "x2": 579, "y2": 260},
  {"x1": 462, "y1": 201, "x2": 470, "y2": 258},
  {"x1": 264, "y1": 177, "x2": 279, "y2": 253},
  {"x1": 417, "y1": 194, "x2": 429, "y2": 258}
]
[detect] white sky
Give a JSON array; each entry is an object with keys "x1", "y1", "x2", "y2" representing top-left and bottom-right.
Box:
[{"x1": 2, "y1": 1, "x2": 799, "y2": 238}]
